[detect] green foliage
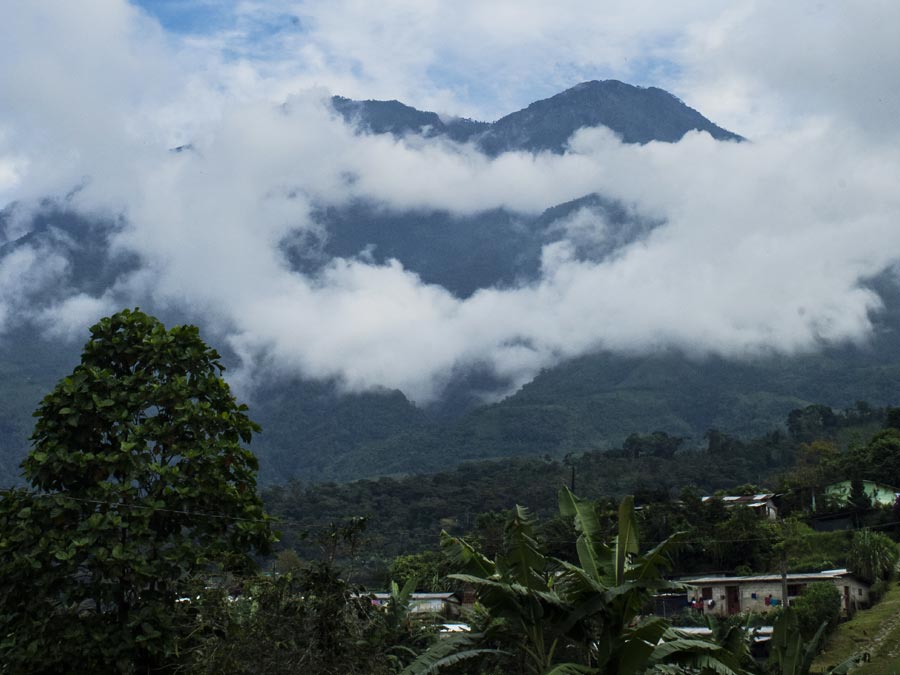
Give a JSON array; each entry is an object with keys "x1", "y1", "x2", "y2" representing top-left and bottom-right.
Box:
[
  {"x1": 769, "y1": 607, "x2": 829, "y2": 675},
  {"x1": 848, "y1": 477, "x2": 873, "y2": 513},
  {"x1": 182, "y1": 565, "x2": 396, "y2": 674},
  {"x1": 398, "y1": 631, "x2": 499, "y2": 675},
  {"x1": 225, "y1": 352, "x2": 893, "y2": 484},
  {"x1": 782, "y1": 528, "x2": 850, "y2": 573},
  {"x1": 855, "y1": 430, "x2": 900, "y2": 486},
  {"x1": 847, "y1": 530, "x2": 898, "y2": 584},
  {"x1": 265, "y1": 400, "x2": 898, "y2": 585},
  {"x1": 435, "y1": 490, "x2": 745, "y2": 675},
  {"x1": 389, "y1": 550, "x2": 455, "y2": 592},
  {"x1": 787, "y1": 405, "x2": 839, "y2": 442},
  {"x1": 622, "y1": 431, "x2": 683, "y2": 459},
  {"x1": 792, "y1": 583, "x2": 842, "y2": 641},
  {"x1": 867, "y1": 578, "x2": 890, "y2": 604},
  {"x1": 264, "y1": 401, "x2": 894, "y2": 584},
  {"x1": 182, "y1": 517, "x2": 447, "y2": 674},
  {"x1": 0, "y1": 309, "x2": 273, "y2": 673},
  {"x1": 272, "y1": 548, "x2": 303, "y2": 575},
  {"x1": 265, "y1": 431, "x2": 799, "y2": 580}
]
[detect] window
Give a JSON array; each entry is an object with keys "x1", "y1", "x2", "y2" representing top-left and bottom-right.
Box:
[{"x1": 701, "y1": 587, "x2": 713, "y2": 599}]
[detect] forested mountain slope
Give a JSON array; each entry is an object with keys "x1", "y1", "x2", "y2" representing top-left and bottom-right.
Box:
[{"x1": 2, "y1": 81, "x2": 898, "y2": 485}]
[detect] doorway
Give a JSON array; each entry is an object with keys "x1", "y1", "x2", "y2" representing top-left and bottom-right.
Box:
[{"x1": 726, "y1": 586, "x2": 741, "y2": 615}]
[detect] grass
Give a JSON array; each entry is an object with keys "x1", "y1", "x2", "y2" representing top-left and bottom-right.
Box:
[{"x1": 812, "y1": 579, "x2": 900, "y2": 675}]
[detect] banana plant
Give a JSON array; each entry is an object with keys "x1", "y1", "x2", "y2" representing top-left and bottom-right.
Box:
[
  {"x1": 768, "y1": 608, "x2": 828, "y2": 675},
  {"x1": 556, "y1": 487, "x2": 746, "y2": 675},
  {"x1": 383, "y1": 577, "x2": 418, "y2": 638},
  {"x1": 436, "y1": 491, "x2": 748, "y2": 675},
  {"x1": 445, "y1": 505, "x2": 574, "y2": 674}
]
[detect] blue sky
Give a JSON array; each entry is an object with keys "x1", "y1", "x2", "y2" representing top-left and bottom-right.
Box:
[
  {"x1": 127, "y1": 0, "x2": 687, "y2": 122},
  {"x1": 133, "y1": 0, "x2": 234, "y2": 34}
]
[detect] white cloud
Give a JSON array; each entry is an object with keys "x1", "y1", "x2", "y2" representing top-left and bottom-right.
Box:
[
  {"x1": 1, "y1": 0, "x2": 900, "y2": 404},
  {"x1": 675, "y1": 1, "x2": 900, "y2": 139},
  {"x1": 0, "y1": 243, "x2": 70, "y2": 334},
  {"x1": 37, "y1": 293, "x2": 119, "y2": 341}
]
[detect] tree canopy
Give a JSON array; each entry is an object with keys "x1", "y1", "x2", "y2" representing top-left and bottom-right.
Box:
[{"x1": 0, "y1": 308, "x2": 273, "y2": 673}]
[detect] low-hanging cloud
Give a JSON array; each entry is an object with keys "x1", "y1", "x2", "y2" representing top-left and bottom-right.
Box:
[{"x1": 2, "y1": 0, "x2": 900, "y2": 404}]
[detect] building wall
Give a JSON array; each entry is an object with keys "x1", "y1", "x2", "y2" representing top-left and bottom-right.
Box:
[
  {"x1": 687, "y1": 577, "x2": 869, "y2": 617},
  {"x1": 407, "y1": 598, "x2": 462, "y2": 616},
  {"x1": 837, "y1": 577, "x2": 870, "y2": 612},
  {"x1": 825, "y1": 480, "x2": 898, "y2": 507},
  {"x1": 689, "y1": 581, "x2": 788, "y2": 617}
]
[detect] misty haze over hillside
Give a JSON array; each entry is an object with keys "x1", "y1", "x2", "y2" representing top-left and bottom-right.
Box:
[{"x1": 2, "y1": 1, "x2": 900, "y2": 482}]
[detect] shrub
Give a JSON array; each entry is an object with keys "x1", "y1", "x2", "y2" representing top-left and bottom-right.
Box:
[
  {"x1": 792, "y1": 582, "x2": 841, "y2": 639},
  {"x1": 847, "y1": 529, "x2": 898, "y2": 583}
]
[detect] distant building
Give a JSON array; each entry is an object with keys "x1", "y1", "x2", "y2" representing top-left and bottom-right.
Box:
[
  {"x1": 701, "y1": 493, "x2": 779, "y2": 520},
  {"x1": 681, "y1": 568, "x2": 869, "y2": 617},
  {"x1": 370, "y1": 592, "x2": 461, "y2": 617},
  {"x1": 823, "y1": 480, "x2": 900, "y2": 508}
]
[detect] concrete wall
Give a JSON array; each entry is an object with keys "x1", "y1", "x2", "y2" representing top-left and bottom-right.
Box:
[
  {"x1": 687, "y1": 577, "x2": 869, "y2": 617},
  {"x1": 837, "y1": 577, "x2": 870, "y2": 612},
  {"x1": 688, "y1": 581, "x2": 787, "y2": 617}
]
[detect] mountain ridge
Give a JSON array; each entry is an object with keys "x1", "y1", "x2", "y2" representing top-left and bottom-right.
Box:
[
  {"x1": 4, "y1": 80, "x2": 897, "y2": 487},
  {"x1": 331, "y1": 79, "x2": 742, "y2": 154}
]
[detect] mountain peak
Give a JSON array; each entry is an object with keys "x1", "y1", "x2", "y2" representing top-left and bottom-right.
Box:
[
  {"x1": 476, "y1": 80, "x2": 741, "y2": 154},
  {"x1": 332, "y1": 80, "x2": 742, "y2": 155}
]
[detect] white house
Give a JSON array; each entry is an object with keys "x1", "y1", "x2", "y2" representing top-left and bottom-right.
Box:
[
  {"x1": 681, "y1": 568, "x2": 869, "y2": 617},
  {"x1": 370, "y1": 592, "x2": 461, "y2": 617},
  {"x1": 700, "y1": 494, "x2": 779, "y2": 520}
]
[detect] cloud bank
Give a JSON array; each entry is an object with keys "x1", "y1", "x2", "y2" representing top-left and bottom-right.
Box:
[{"x1": 1, "y1": 1, "x2": 899, "y2": 403}]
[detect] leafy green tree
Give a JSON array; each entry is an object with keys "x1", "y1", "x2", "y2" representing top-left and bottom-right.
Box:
[
  {"x1": 858, "y1": 429, "x2": 900, "y2": 485},
  {"x1": 847, "y1": 477, "x2": 872, "y2": 525},
  {"x1": 389, "y1": 550, "x2": 455, "y2": 592},
  {"x1": 0, "y1": 309, "x2": 273, "y2": 673},
  {"x1": 273, "y1": 548, "x2": 304, "y2": 575}
]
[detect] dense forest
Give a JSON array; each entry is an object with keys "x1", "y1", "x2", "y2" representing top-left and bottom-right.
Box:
[
  {"x1": 4, "y1": 309, "x2": 899, "y2": 673},
  {"x1": 264, "y1": 402, "x2": 895, "y2": 586}
]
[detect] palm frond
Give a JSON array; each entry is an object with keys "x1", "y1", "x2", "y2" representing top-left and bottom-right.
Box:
[
  {"x1": 542, "y1": 663, "x2": 597, "y2": 675},
  {"x1": 398, "y1": 632, "x2": 502, "y2": 675},
  {"x1": 559, "y1": 487, "x2": 613, "y2": 583}
]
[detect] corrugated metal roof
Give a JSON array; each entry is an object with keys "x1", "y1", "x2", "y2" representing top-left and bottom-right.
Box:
[
  {"x1": 371, "y1": 592, "x2": 458, "y2": 600},
  {"x1": 681, "y1": 568, "x2": 855, "y2": 585},
  {"x1": 674, "y1": 626, "x2": 773, "y2": 642},
  {"x1": 701, "y1": 494, "x2": 775, "y2": 504}
]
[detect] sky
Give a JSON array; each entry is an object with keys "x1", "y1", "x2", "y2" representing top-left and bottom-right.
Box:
[{"x1": 1, "y1": 1, "x2": 900, "y2": 403}]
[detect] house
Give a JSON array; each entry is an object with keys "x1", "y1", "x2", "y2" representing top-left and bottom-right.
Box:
[
  {"x1": 822, "y1": 480, "x2": 900, "y2": 508},
  {"x1": 681, "y1": 568, "x2": 869, "y2": 617},
  {"x1": 701, "y1": 493, "x2": 779, "y2": 520},
  {"x1": 370, "y1": 592, "x2": 461, "y2": 617}
]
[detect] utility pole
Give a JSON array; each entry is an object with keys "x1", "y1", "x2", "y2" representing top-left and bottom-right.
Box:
[
  {"x1": 779, "y1": 518, "x2": 789, "y2": 605},
  {"x1": 564, "y1": 453, "x2": 576, "y2": 493}
]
